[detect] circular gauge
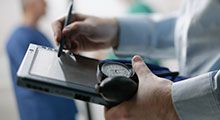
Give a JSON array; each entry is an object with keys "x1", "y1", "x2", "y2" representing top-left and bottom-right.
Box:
[{"x1": 101, "y1": 62, "x2": 132, "y2": 78}]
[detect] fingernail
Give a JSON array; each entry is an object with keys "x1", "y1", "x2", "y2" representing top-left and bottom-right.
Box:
[{"x1": 133, "y1": 55, "x2": 142, "y2": 62}]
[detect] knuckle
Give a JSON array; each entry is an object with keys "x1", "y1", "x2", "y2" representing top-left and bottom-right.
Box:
[{"x1": 73, "y1": 23, "x2": 79, "y2": 30}]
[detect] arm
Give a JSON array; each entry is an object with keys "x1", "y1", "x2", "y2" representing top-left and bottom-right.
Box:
[
  {"x1": 52, "y1": 13, "x2": 178, "y2": 59},
  {"x1": 115, "y1": 13, "x2": 178, "y2": 59},
  {"x1": 105, "y1": 55, "x2": 179, "y2": 120}
]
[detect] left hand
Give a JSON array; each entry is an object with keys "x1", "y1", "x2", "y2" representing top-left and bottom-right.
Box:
[{"x1": 104, "y1": 55, "x2": 179, "y2": 120}]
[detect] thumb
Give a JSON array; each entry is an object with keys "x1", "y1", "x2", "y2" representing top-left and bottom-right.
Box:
[
  {"x1": 63, "y1": 22, "x2": 92, "y2": 36},
  {"x1": 132, "y1": 55, "x2": 155, "y2": 83}
]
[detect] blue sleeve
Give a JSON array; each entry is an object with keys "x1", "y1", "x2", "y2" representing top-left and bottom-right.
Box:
[{"x1": 115, "y1": 14, "x2": 177, "y2": 59}]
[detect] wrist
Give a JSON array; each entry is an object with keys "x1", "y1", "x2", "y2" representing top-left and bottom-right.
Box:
[
  {"x1": 158, "y1": 80, "x2": 179, "y2": 120},
  {"x1": 110, "y1": 18, "x2": 119, "y2": 49}
]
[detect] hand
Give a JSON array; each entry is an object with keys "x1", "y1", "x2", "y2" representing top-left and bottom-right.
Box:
[
  {"x1": 105, "y1": 55, "x2": 179, "y2": 120},
  {"x1": 52, "y1": 13, "x2": 119, "y2": 53}
]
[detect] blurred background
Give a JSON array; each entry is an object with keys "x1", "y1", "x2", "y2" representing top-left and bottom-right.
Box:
[{"x1": 0, "y1": 0, "x2": 182, "y2": 120}]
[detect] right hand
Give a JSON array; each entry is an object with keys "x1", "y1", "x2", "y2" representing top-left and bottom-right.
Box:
[
  {"x1": 105, "y1": 55, "x2": 179, "y2": 120},
  {"x1": 52, "y1": 13, "x2": 119, "y2": 53}
]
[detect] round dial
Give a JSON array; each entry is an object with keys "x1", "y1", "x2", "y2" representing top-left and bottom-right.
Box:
[{"x1": 101, "y1": 62, "x2": 132, "y2": 77}]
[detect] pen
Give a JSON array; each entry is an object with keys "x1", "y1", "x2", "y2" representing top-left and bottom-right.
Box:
[{"x1": 58, "y1": 0, "x2": 73, "y2": 57}]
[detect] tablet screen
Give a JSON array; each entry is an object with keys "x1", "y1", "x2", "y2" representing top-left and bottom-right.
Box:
[{"x1": 30, "y1": 48, "x2": 98, "y2": 87}]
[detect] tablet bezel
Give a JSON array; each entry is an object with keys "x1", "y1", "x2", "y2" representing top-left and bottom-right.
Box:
[{"x1": 17, "y1": 44, "x2": 109, "y2": 106}]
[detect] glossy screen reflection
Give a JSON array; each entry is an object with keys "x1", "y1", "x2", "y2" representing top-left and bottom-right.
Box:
[{"x1": 30, "y1": 48, "x2": 99, "y2": 87}]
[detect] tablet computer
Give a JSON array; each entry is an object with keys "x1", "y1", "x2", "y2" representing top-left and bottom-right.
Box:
[{"x1": 17, "y1": 44, "x2": 109, "y2": 106}]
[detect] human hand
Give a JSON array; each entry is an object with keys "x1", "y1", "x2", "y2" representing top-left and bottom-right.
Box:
[
  {"x1": 105, "y1": 55, "x2": 179, "y2": 120},
  {"x1": 52, "y1": 13, "x2": 118, "y2": 53}
]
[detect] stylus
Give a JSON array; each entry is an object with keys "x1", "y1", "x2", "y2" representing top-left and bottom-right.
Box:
[{"x1": 58, "y1": 1, "x2": 73, "y2": 57}]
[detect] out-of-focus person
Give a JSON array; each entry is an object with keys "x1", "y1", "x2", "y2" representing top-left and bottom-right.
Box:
[{"x1": 5, "y1": 0, "x2": 77, "y2": 120}]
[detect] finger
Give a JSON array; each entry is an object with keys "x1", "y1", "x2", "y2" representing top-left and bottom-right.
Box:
[
  {"x1": 52, "y1": 17, "x2": 65, "y2": 45},
  {"x1": 69, "y1": 40, "x2": 79, "y2": 53},
  {"x1": 74, "y1": 13, "x2": 88, "y2": 21},
  {"x1": 132, "y1": 55, "x2": 155, "y2": 82},
  {"x1": 63, "y1": 22, "x2": 92, "y2": 36},
  {"x1": 51, "y1": 13, "x2": 88, "y2": 45}
]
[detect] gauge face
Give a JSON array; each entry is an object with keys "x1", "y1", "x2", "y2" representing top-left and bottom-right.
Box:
[{"x1": 101, "y1": 62, "x2": 132, "y2": 77}]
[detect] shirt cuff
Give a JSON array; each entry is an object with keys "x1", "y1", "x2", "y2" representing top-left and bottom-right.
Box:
[{"x1": 172, "y1": 71, "x2": 220, "y2": 120}]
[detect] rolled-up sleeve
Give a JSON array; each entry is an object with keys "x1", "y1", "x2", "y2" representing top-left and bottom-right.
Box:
[{"x1": 172, "y1": 70, "x2": 220, "y2": 120}]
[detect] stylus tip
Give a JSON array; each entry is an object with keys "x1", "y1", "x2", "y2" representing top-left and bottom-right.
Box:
[{"x1": 58, "y1": 51, "x2": 62, "y2": 57}]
